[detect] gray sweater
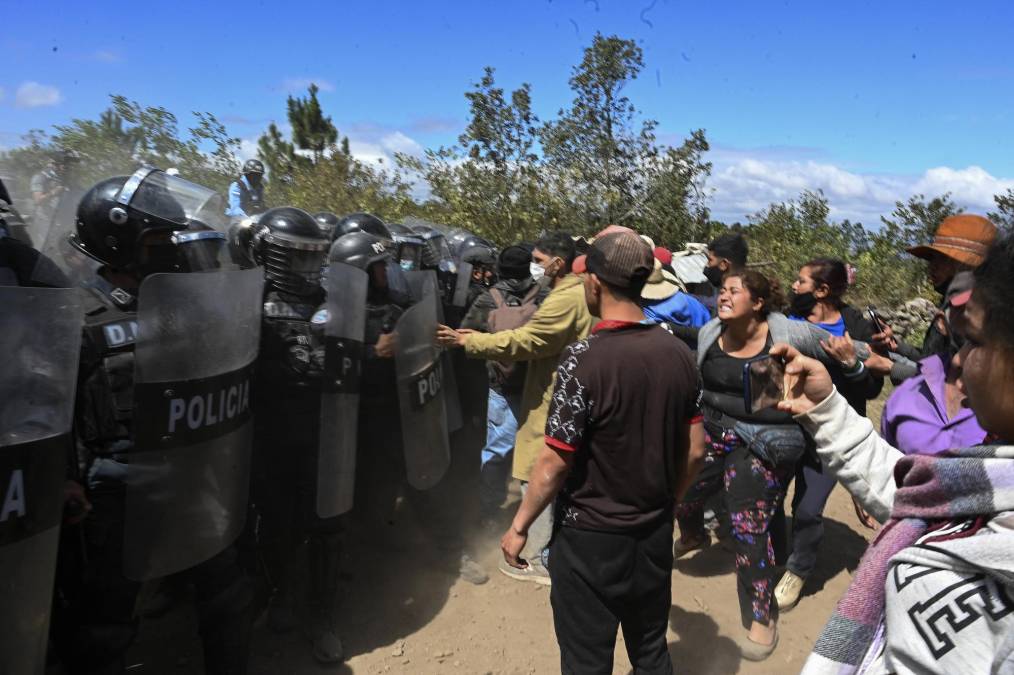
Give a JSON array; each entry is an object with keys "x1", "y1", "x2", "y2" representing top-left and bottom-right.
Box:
[{"x1": 696, "y1": 312, "x2": 871, "y2": 369}]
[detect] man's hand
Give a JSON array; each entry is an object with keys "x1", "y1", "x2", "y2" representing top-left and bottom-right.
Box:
[
  {"x1": 863, "y1": 351, "x2": 894, "y2": 377},
  {"x1": 375, "y1": 332, "x2": 396, "y2": 359},
  {"x1": 820, "y1": 331, "x2": 858, "y2": 369},
  {"x1": 871, "y1": 325, "x2": 898, "y2": 353},
  {"x1": 852, "y1": 496, "x2": 880, "y2": 531},
  {"x1": 63, "y1": 480, "x2": 91, "y2": 525},
  {"x1": 770, "y1": 343, "x2": 834, "y2": 416},
  {"x1": 501, "y1": 524, "x2": 529, "y2": 570},
  {"x1": 435, "y1": 324, "x2": 474, "y2": 348}
]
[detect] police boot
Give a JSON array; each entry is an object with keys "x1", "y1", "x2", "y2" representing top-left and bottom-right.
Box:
[
  {"x1": 193, "y1": 551, "x2": 255, "y2": 675},
  {"x1": 305, "y1": 533, "x2": 344, "y2": 664}
]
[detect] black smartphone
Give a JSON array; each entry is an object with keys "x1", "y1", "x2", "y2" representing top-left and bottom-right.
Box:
[
  {"x1": 743, "y1": 354, "x2": 786, "y2": 414},
  {"x1": 866, "y1": 305, "x2": 887, "y2": 334}
]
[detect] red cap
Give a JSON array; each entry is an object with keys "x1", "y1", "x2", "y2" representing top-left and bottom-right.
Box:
[{"x1": 653, "y1": 246, "x2": 672, "y2": 266}]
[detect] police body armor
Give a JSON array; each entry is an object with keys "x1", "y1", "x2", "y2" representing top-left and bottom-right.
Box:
[
  {"x1": 0, "y1": 287, "x2": 83, "y2": 673},
  {"x1": 235, "y1": 178, "x2": 265, "y2": 216},
  {"x1": 124, "y1": 266, "x2": 263, "y2": 580},
  {"x1": 394, "y1": 271, "x2": 451, "y2": 489}
]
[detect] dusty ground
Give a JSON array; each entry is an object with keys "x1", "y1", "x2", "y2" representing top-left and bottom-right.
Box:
[{"x1": 126, "y1": 394, "x2": 886, "y2": 674}]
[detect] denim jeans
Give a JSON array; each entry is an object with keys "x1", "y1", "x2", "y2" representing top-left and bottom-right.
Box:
[{"x1": 479, "y1": 389, "x2": 521, "y2": 516}]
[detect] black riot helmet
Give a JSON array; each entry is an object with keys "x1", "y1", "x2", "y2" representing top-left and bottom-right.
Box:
[
  {"x1": 328, "y1": 231, "x2": 391, "y2": 271},
  {"x1": 313, "y1": 211, "x2": 340, "y2": 239},
  {"x1": 242, "y1": 159, "x2": 265, "y2": 176},
  {"x1": 71, "y1": 167, "x2": 226, "y2": 274},
  {"x1": 386, "y1": 223, "x2": 426, "y2": 272},
  {"x1": 333, "y1": 212, "x2": 392, "y2": 242},
  {"x1": 246, "y1": 206, "x2": 330, "y2": 297},
  {"x1": 460, "y1": 244, "x2": 497, "y2": 268}
]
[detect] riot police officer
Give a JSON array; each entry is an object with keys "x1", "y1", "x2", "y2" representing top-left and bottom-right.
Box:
[
  {"x1": 242, "y1": 206, "x2": 346, "y2": 664},
  {"x1": 313, "y1": 211, "x2": 340, "y2": 239},
  {"x1": 226, "y1": 159, "x2": 267, "y2": 219},
  {"x1": 56, "y1": 168, "x2": 257, "y2": 674},
  {"x1": 332, "y1": 211, "x2": 393, "y2": 242}
]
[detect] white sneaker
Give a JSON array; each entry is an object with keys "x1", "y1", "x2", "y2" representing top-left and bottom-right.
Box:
[
  {"x1": 774, "y1": 571, "x2": 805, "y2": 612},
  {"x1": 498, "y1": 558, "x2": 551, "y2": 586}
]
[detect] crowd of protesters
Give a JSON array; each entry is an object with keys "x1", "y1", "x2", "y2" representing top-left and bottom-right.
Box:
[{"x1": 438, "y1": 211, "x2": 1013, "y2": 673}]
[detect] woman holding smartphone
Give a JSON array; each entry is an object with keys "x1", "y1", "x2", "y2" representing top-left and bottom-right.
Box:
[
  {"x1": 770, "y1": 232, "x2": 1014, "y2": 673},
  {"x1": 774, "y1": 259, "x2": 885, "y2": 613},
  {"x1": 675, "y1": 270, "x2": 870, "y2": 660}
]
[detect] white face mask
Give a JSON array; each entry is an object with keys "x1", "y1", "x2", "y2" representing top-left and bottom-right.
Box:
[{"x1": 530, "y1": 261, "x2": 546, "y2": 281}]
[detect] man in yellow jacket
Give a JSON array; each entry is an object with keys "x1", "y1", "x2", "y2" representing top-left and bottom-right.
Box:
[{"x1": 437, "y1": 232, "x2": 593, "y2": 584}]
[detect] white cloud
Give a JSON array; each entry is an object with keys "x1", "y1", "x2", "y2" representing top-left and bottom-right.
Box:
[
  {"x1": 706, "y1": 145, "x2": 1010, "y2": 225},
  {"x1": 347, "y1": 130, "x2": 424, "y2": 168},
  {"x1": 913, "y1": 166, "x2": 1014, "y2": 208},
  {"x1": 281, "y1": 78, "x2": 335, "y2": 93},
  {"x1": 15, "y1": 81, "x2": 62, "y2": 108},
  {"x1": 93, "y1": 50, "x2": 122, "y2": 63},
  {"x1": 236, "y1": 138, "x2": 260, "y2": 163}
]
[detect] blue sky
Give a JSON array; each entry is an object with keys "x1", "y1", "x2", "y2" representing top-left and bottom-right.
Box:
[{"x1": 5, "y1": 0, "x2": 1014, "y2": 224}]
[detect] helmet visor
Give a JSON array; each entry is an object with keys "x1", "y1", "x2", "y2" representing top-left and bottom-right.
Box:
[{"x1": 121, "y1": 168, "x2": 227, "y2": 232}]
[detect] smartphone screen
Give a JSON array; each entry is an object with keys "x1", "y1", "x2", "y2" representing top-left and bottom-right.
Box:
[{"x1": 743, "y1": 354, "x2": 786, "y2": 414}]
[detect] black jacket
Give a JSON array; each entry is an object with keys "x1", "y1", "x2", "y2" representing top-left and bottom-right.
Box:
[{"x1": 837, "y1": 304, "x2": 885, "y2": 416}]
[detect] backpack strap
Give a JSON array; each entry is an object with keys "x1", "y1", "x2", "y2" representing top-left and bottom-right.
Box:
[
  {"x1": 521, "y1": 284, "x2": 541, "y2": 304},
  {"x1": 490, "y1": 288, "x2": 506, "y2": 308}
]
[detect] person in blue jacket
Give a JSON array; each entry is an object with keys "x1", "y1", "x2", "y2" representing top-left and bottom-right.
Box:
[
  {"x1": 641, "y1": 257, "x2": 711, "y2": 329},
  {"x1": 226, "y1": 159, "x2": 267, "y2": 218}
]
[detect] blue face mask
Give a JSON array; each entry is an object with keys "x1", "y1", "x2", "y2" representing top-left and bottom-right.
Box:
[{"x1": 400, "y1": 259, "x2": 415, "y2": 272}]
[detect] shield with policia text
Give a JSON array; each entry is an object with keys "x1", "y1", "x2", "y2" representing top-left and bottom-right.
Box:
[
  {"x1": 125, "y1": 266, "x2": 263, "y2": 581},
  {"x1": 394, "y1": 272, "x2": 451, "y2": 490},
  {"x1": 0, "y1": 287, "x2": 83, "y2": 674},
  {"x1": 317, "y1": 262, "x2": 369, "y2": 518}
]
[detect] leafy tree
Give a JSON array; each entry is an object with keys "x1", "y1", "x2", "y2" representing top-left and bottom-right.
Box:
[
  {"x1": 541, "y1": 33, "x2": 657, "y2": 228},
  {"x1": 879, "y1": 193, "x2": 961, "y2": 248},
  {"x1": 287, "y1": 84, "x2": 340, "y2": 162},
  {"x1": 989, "y1": 188, "x2": 1014, "y2": 234},
  {"x1": 399, "y1": 66, "x2": 547, "y2": 241},
  {"x1": 635, "y1": 129, "x2": 712, "y2": 247}
]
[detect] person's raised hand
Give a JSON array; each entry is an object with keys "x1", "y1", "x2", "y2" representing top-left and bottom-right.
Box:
[
  {"x1": 770, "y1": 342, "x2": 834, "y2": 416},
  {"x1": 871, "y1": 324, "x2": 898, "y2": 353},
  {"x1": 435, "y1": 324, "x2": 470, "y2": 348},
  {"x1": 820, "y1": 331, "x2": 858, "y2": 369}
]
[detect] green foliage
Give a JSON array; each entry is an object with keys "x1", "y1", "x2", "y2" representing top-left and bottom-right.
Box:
[
  {"x1": 285, "y1": 84, "x2": 340, "y2": 162},
  {"x1": 542, "y1": 33, "x2": 657, "y2": 228},
  {"x1": 988, "y1": 188, "x2": 1014, "y2": 234},
  {"x1": 0, "y1": 95, "x2": 241, "y2": 194}
]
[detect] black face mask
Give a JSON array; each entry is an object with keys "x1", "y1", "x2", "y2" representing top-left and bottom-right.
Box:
[
  {"x1": 933, "y1": 278, "x2": 952, "y2": 296},
  {"x1": 788, "y1": 291, "x2": 819, "y2": 318},
  {"x1": 703, "y1": 265, "x2": 724, "y2": 289}
]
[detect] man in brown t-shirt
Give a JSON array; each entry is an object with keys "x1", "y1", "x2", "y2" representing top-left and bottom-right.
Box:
[{"x1": 501, "y1": 231, "x2": 706, "y2": 674}]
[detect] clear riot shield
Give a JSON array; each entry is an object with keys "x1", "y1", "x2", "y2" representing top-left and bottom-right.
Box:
[
  {"x1": 452, "y1": 261, "x2": 473, "y2": 308},
  {"x1": 394, "y1": 274, "x2": 451, "y2": 490},
  {"x1": 403, "y1": 271, "x2": 463, "y2": 433},
  {"x1": 125, "y1": 266, "x2": 263, "y2": 581},
  {"x1": 0, "y1": 287, "x2": 83, "y2": 674},
  {"x1": 318, "y1": 263, "x2": 369, "y2": 518}
]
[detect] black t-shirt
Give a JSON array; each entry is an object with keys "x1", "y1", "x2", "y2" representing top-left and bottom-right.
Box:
[
  {"x1": 700, "y1": 338, "x2": 792, "y2": 424},
  {"x1": 544, "y1": 321, "x2": 702, "y2": 532}
]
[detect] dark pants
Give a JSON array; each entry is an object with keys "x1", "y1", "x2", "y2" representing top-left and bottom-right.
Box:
[
  {"x1": 55, "y1": 491, "x2": 253, "y2": 675},
  {"x1": 675, "y1": 429, "x2": 792, "y2": 629},
  {"x1": 549, "y1": 519, "x2": 675, "y2": 675},
  {"x1": 253, "y1": 401, "x2": 344, "y2": 618},
  {"x1": 783, "y1": 463, "x2": 837, "y2": 578}
]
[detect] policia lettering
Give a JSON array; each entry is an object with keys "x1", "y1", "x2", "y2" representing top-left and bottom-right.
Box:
[
  {"x1": 410, "y1": 360, "x2": 443, "y2": 410},
  {"x1": 0, "y1": 436, "x2": 65, "y2": 543},
  {"x1": 134, "y1": 363, "x2": 254, "y2": 450}
]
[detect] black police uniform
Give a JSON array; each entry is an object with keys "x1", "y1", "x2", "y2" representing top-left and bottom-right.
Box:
[{"x1": 57, "y1": 277, "x2": 253, "y2": 675}]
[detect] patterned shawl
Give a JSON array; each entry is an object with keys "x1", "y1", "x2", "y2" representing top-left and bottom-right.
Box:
[{"x1": 803, "y1": 444, "x2": 1014, "y2": 673}]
